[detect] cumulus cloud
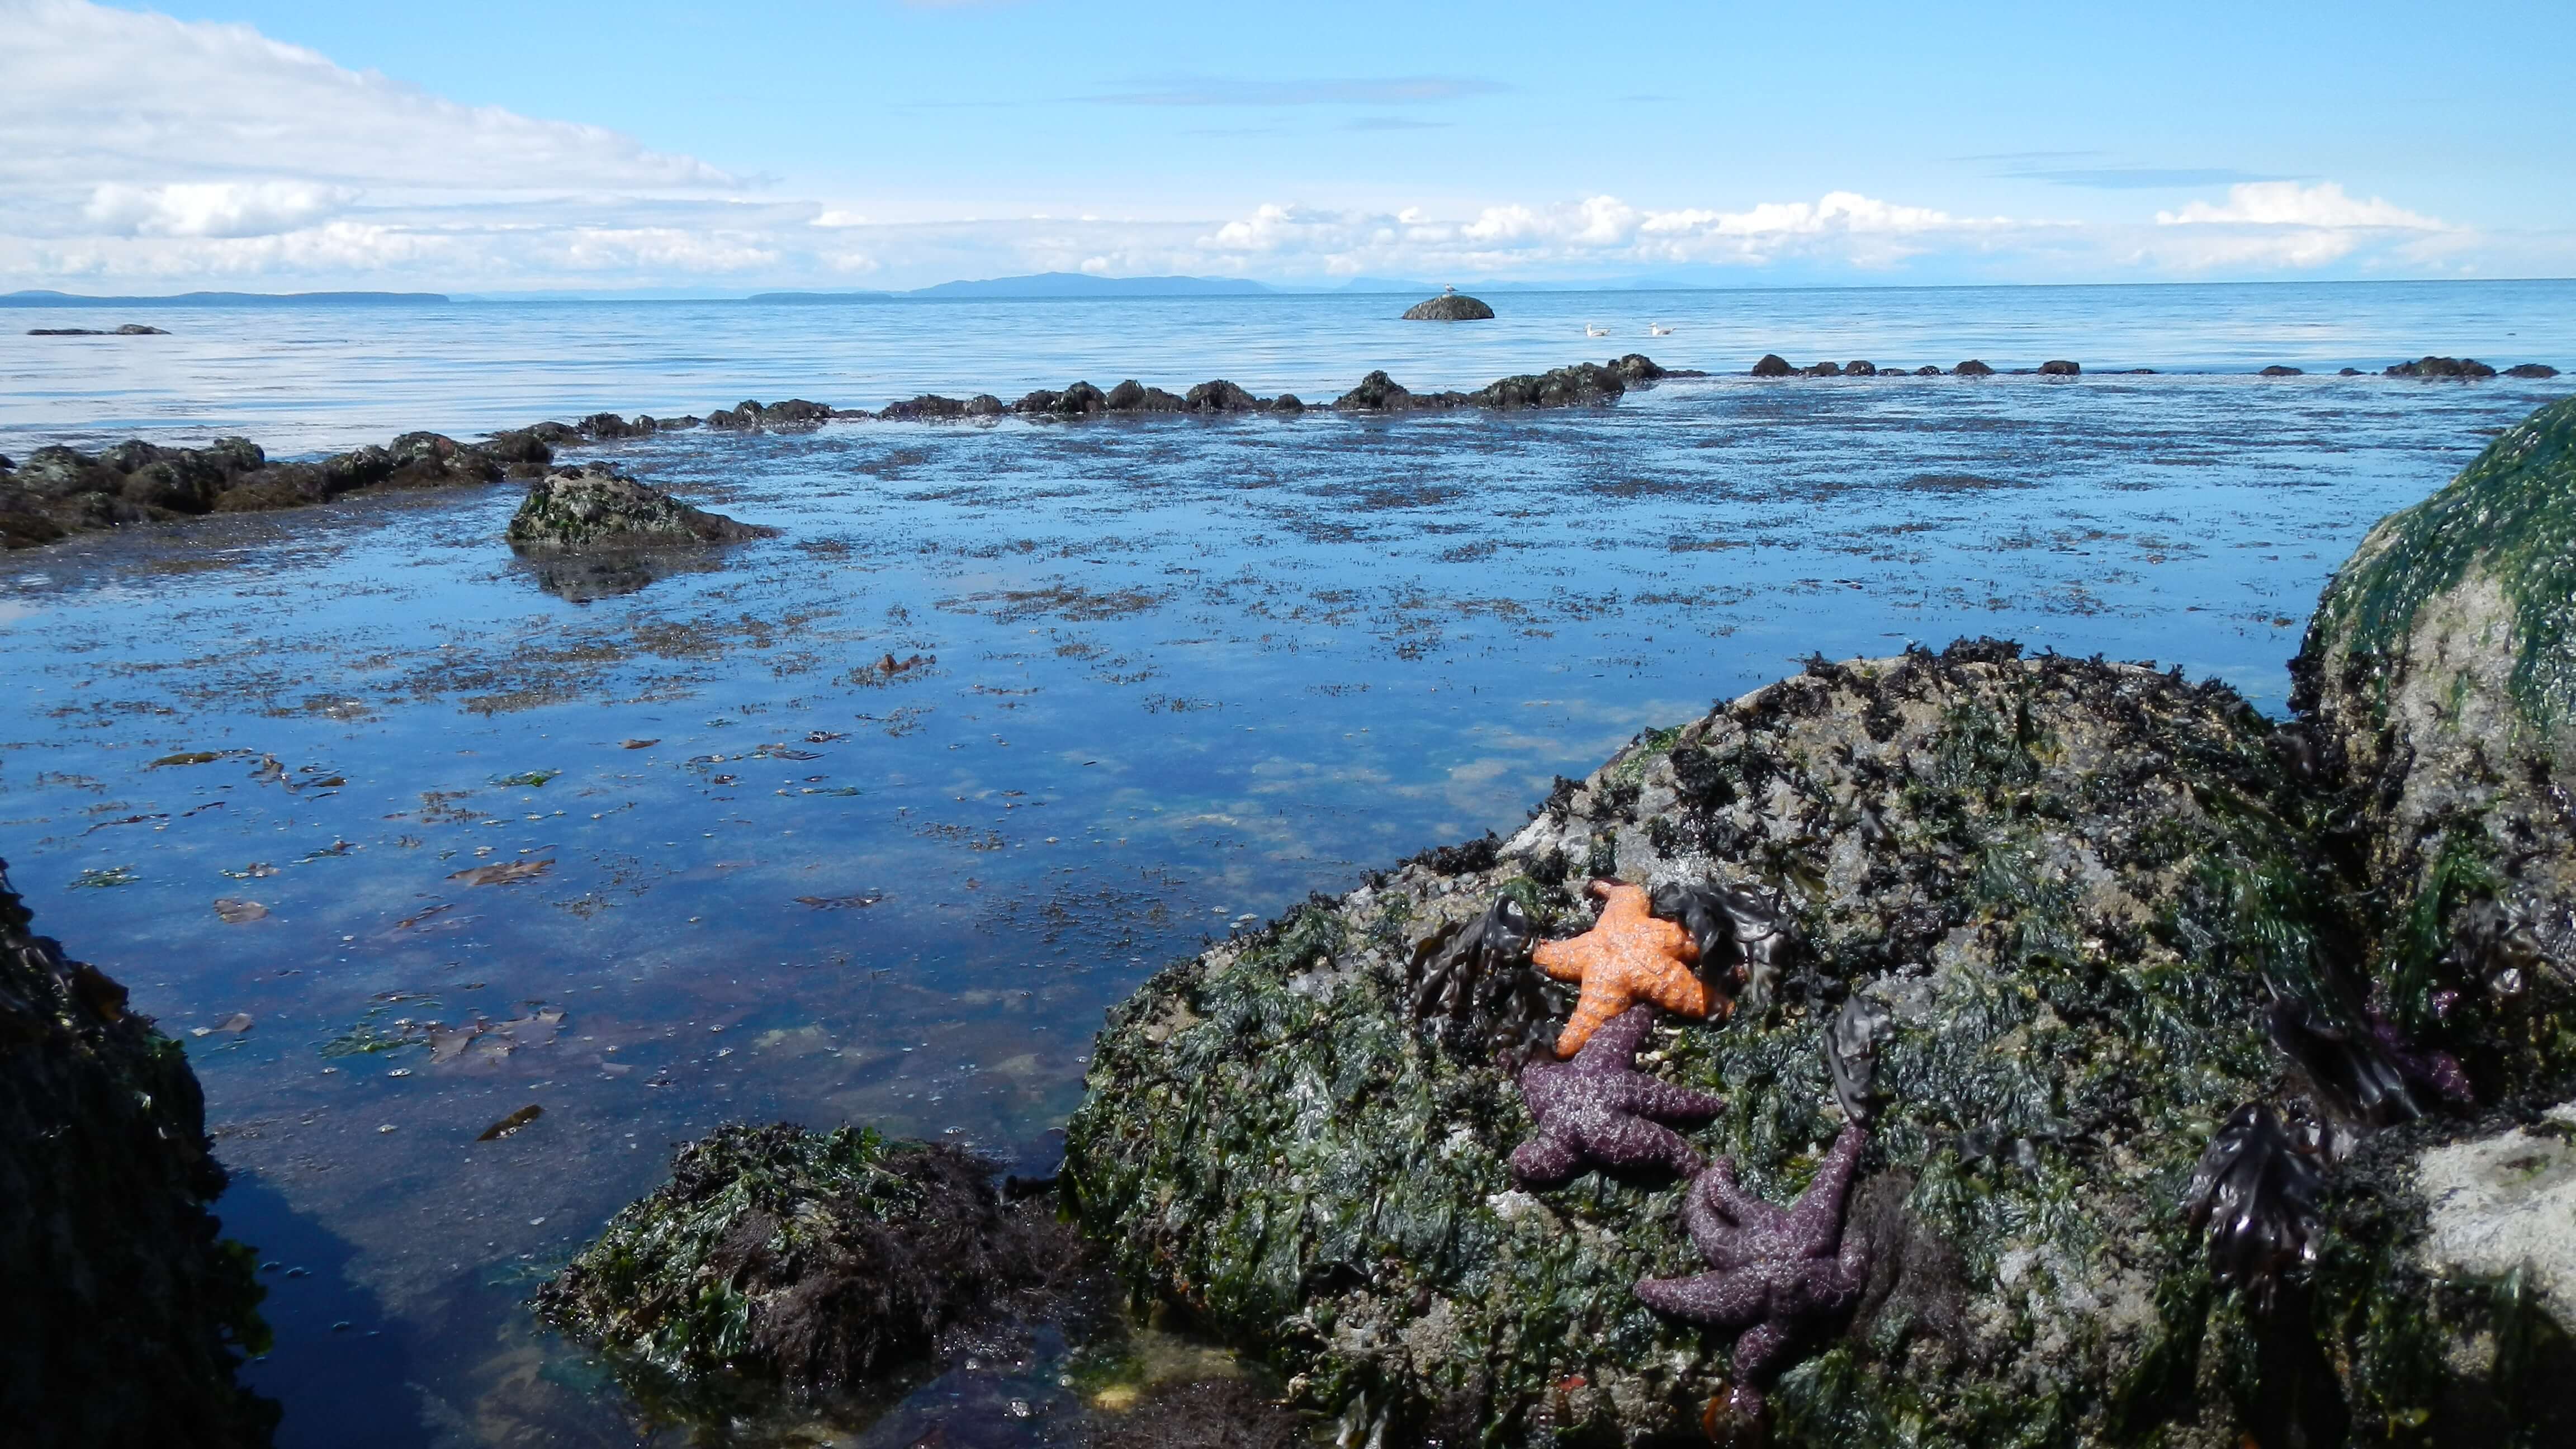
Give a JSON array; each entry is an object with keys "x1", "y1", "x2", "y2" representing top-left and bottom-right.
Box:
[
  {"x1": 0, "y1": 0, "x2": 736, "y2": 191},
  {"x1": 1201, "y1": 191, "x2": 2009, "y2": 276},
  {"x1": 2157, "y1": 181, "x2": 2442, "y2": 230},
  {"x1": 0, "y1": 3, "x2": 2535, "y2": 292},
  {"x1": 85, "y1": 182, "x2": 359, "y2": 238}
]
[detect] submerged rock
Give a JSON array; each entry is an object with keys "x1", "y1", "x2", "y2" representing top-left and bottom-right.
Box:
[
  {"x1": 1402, "y1": 292, "x2": 1496, "y2": 321},
  {"x1": 2386, "y1": 356, "x2": 2498, "y2": 380},
  {"x1": 0, "y1": 860, "x2": 276, "y2": 1447},
  {"x1": 1067, "y1": 628, "x2": 2576, "y2": 1444},
  {"x1": 2294, "y1": 393, "x2": 2576, "y2": 1101},
  {"x1": 505, "y1": 464, "x2": 776, "y2": 553},
  {"x1": 534, "y1": 1123, "x2": 1100, "y2": 1419},
  {"x1": 27, "y1": 323, "x2": 169, "y2": 335}
]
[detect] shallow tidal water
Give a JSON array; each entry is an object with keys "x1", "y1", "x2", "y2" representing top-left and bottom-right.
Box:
[{"x1": 3, "y1": 283, "x2": 2573, "y2": 1445}]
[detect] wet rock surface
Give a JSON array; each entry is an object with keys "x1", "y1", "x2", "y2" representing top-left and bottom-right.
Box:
[
  {"x1": 0, "y1": 427, "x2": 546, "y2": 548},
  {"x1": 1401, "y1": 293, "x2": 1497, "y2": 321},
  {"x1": 2295, "y1": 392, "x2": 2576, "y2": 1105},
  {"x1": 1064, "y1": 626, "x2": 2576, "y2": 1445},
  {"x1": 0, "y1": 859, "x2": 276, "y2": 1447},
  {"x1": 504, "y1": 463, "x2": 776, "y2": 553},
  {"x1": 534, "y1": 1121, "x2": 1314, "y2": 1442}
]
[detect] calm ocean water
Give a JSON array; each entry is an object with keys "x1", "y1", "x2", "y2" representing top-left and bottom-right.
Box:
[{"x1": 3, "y1": 281, "x2": 2572, "y2": 1446}]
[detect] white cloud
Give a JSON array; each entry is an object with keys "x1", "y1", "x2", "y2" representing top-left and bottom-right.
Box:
[
  {"x1": 0, "y1": 3, "x2": 2545, "y2": 292},
  {"x1": 85, "y1": 181, "x2": 358, "y2": 238},
  {"x1": 2157, "y1": 181, "x2": 2442, "y2": 230},
  {"x1": 0, "y1": 0, "x2": 736, "y2": 192}
]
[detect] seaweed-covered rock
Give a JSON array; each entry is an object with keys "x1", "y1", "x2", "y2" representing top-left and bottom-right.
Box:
[
  {"x1": 2295, "y1": 395, "x2": 2576, "y2": 1102},
  {"x1": 2385, "y1": 357, "x2": 2498, "y2": 380},
  {"x1": 0, "y1": 429, "x2": 521, "y2": 547},
  {"x1": 1954, "y1": 359, "x2": 1995, "y2": 377},
  {"x1": 1751, "y1": 354, "x2": 1795, "y2": 377},
  {"x1": 1335, "y1": 369, "x2": 1419, "y2": 411},
  {"x1": 1105, "y1": 379, "x2": 1187, "y2": 414},
  {"x1": 1184, "y1": 380, "x2": 1264, "y2": 413},
  {"x1": 1472, "y1": 363, "x2": 1626, "y2": 410},
  {"x1": 0, "y1": 860, "x2": 275, "y2": 1447},
  {"x1": 1403, "y1": 292, "x2": 1495, "y2": 321},
  {"x1": 533, "y1": 1123, "x2": 1094, "y2": 1418},
  {"x1": 2504, "y1": 363, "x2": 2560, "y2": 380},
  {"x1": 706, "y1": 398, "x2": 837, "y2": 429},
  {"x1": 505, "y1": 464, "x2": 776, "y2": 552},
  {"x1": 1066, "y1": 641, "x2": 2563, "y2": 1445},
  {"x1": 2039, "y1": 359, "x2": 2082, "y2": 377},
  {"x1": 879, "y1": 394, "x2": 969, "y2": 421}
]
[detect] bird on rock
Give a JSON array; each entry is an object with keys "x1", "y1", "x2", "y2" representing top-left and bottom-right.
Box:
[
  {"x1": 1635, "y1": 1124, "x2": 1872, "y2": 1430},
  {"x1": 1510, "y1": 1006, "x2": 1726, "y2": 1188},
  {"x1": 1532, "y1": 879, "x2": 1715, "y2": 1057}
]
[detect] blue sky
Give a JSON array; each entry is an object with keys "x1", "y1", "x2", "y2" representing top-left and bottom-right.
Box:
[{"x1": 5, "y1": 0, "x2": 2572, "y2": 292}]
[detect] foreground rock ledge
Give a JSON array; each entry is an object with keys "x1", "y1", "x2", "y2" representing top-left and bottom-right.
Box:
[
  {"x1": 1063, "y1": 640, "x2": 2575, "y2": 1446},
  {"x1": 0, "y1": 860, "x2": 275, "y2": 1447}
]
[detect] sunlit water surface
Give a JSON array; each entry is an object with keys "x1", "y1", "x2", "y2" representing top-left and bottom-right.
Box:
[{"x1": 2, "y1": 283, "x2": 2572, "y2": 1445}]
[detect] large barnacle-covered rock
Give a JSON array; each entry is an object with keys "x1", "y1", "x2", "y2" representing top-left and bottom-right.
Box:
[
  {"x1": 2295, "y1": 394, "x2": 2576, "y2": 1107},
  {"x1": 1065, "y1": 641, "x2": 2576, "y2": 1445},
  {"x1": 0, "y1": 860, "x2": 276, "y2": 1447}
]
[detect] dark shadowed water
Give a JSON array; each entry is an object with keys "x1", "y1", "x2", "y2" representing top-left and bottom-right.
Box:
[{"x1": 2, "y1": 282, "x2": 2571, "y2": 1445}]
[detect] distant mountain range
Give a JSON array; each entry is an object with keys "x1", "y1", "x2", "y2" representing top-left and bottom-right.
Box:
[{"x1": 1, "y1": 289, "x2": 449, "y2": 306}]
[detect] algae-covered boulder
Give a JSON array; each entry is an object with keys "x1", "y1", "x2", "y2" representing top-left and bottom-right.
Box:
[
  {"x1": 1064, "y1": 642, "x2": 2566, "y2": 1446},
  {"x1": 2295, "y1": 393, "x2": 2576, "y2": 1103},
  {"x1": 505, "y1": 463, "x2": 775, "y2": 552},
  {"x1": 0, "y1": 860, "x2": 275, "y2": 1447},
  {"x1": 533, "y1": 1123, "x2": 1092, "y2": 1419}
]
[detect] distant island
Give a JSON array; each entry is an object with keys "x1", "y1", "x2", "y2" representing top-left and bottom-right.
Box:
[{"x1": 0, "y1": 290, "x2": 449, "y2": 307}]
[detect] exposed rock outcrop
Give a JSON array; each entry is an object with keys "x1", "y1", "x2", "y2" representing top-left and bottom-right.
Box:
[
  {"x1": 2386, "y1": 357, "x2": 2498, "y2": 380},
  {"x1": 2039, "y1": 359, "x2": 2082, "y2": 377},
  {"x1": 1066, "y1": 626, "x2": 2576, "y2": 1444},
  {"x1": 1954, "y1": 359, "x2": 1995, "y2": 377},
  {"x1": 27, "y1": 323, "x2": 169, "y2": 335},
  {"x1": 0, "y1": 428, "x2": 549, "y2": 548},
  {"x1": 2261, "y1": 366, "x2": 2305, "y2": 377},
  {"x1": 504, "y1": 464, "x2": 775, "y2": 552},
  {"x1": 1402, "y1": 293, "x2": 1496, "y2": 321},
  {"x1": 2505, "y1": 363, "x2": 2561, "y2": 380},
  {"x1": 1, "y1": 860, "x2": 276, "y2": 1448},
  {"x1": 2293, "y1": 392, "x2": 2576, "y2": 1102}
]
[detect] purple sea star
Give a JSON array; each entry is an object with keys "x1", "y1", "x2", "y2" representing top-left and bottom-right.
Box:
[
  {"x1": 1635, "y1": 1123, "x2": 1871, "y2": 1427},
  {"x1": 1508, "y1": 1006, "x2": 1725, "y2": 1188}
]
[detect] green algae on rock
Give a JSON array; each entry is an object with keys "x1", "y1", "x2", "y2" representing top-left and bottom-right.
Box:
[
  {"x1": 531, "y1": 1122, "x2": 1095, "y2": 1422},
  {"x1": 504, "y1": 464, "x2": 775, "y2": 552},
  {"x1": 1062, "y1": 642, "x2": 2554, "y2": 1446},
  {"x1": 2295, "y1": 392, "x2": 2576, "y2": 1100},
  {"x1": 0, "y1": 859, "x2": 276, "y2": 1448}
]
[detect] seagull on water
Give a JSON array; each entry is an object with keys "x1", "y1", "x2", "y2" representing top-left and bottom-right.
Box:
[
  {"x1": 1647, "y1": 321, "x2": 1674, "y2": 337},
  {"x1": 1584, "y1": 322, "x2": 1610, "y2": 337}
]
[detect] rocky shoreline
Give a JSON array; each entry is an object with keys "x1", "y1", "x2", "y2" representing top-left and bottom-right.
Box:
[
  {"x1": 526, "y1": 397, "x2": 2576, "y2": 1445},
  {"x1": 7, "y1": 351, "x2": 2565, "y2": 553},
  {"x1": 0, "y1": 354, "x2": 1689, "y2": 552}
]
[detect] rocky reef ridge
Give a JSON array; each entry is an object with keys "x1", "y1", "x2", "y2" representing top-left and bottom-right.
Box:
[{"x1": 0, "y1": 859, "x2": 276, "y2": 1448}]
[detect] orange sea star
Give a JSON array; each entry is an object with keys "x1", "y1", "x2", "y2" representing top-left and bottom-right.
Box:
[{"x1": 1531, "y1": 879, "x2": 1714, "y2": 1057}]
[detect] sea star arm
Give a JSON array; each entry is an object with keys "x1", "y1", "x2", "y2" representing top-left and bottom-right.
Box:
[
  {"x1": 1688, "y1": 1158, "x2": 1790, "y2": 1254},
  {"x1": 1531, "y1": 940, "x2": 1587, "y2": 983},
  {"x1": 1508, "y1": 1131, "x2": 1583, "y2": 1189},
  {"x1": 1577, "y1": 1114, "x2": 1707, "y2": 1178},
  {"x1": 1634, "y1": 1267, "x2": 1769, "y2": 1328},
  {"x1": 1786, "y1": 1124, "x2": 1867, "y2": 1253},
  {"x1": 1612, "y1": 1074, "x2": 1726, "y2": 1126},
  {"x1": 1640, "y1": 968, "x2": 1713, "y2": 1019}
]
